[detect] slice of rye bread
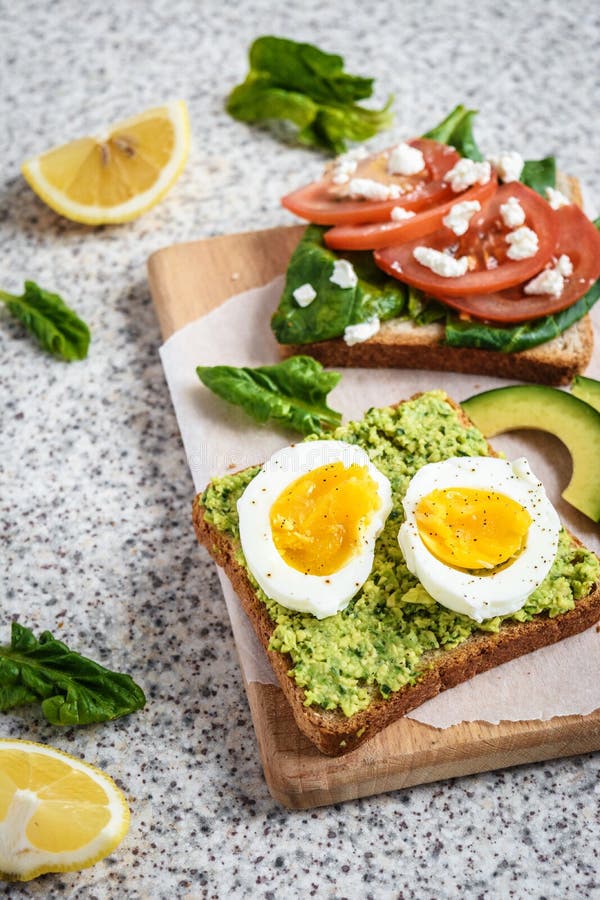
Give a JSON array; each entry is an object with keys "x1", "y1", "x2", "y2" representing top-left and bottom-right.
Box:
[
  {"x1": 278, "y1": 172, "x2": 593, "y2": 386},
  {"x1": 192, "y1": 395, "x2": 600, "y2": 756}
]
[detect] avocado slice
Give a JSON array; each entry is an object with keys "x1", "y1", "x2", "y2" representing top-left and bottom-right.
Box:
[
  {"x1": 571, "y1": 375, "x2": 600, "y2": 413},
  {"x1": 461, "y1": 385, "x2": 600, "y2": 522}
]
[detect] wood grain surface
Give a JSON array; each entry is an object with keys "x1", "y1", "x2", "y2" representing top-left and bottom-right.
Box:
[{"x1": 147, "y1": 225, "x2": 600, "y2": 809}]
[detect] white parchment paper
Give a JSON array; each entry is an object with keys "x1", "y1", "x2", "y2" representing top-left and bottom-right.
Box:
[{"x1": 159, "y1": 277, "x2": 600, "y2": 728}]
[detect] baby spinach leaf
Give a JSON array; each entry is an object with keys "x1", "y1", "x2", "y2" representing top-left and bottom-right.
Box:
[
  {"x1": 0, "y1": 623, "x2": 146, "y2": 725},
  {"x1": 423, "y1": 104, "x2": 484, "y2": 161},
  {"x1": 271, "y1": 225, "x2": 406, "y2": 344},
  {"x1": 226, "y1": 36, "x2": 394, "y2": 153},
  {"x1": 197, "y1": 355, "x2": 342, "y2": 435},
  {"x1": 0, "y1": 281, "x2": 90, "y2": 360},
  {"x1": 520, "y1": 157, "x2": 556, "y2": 196},
  {"x1": 444, "y1": 278, "x2": 600, "y2": 353}
]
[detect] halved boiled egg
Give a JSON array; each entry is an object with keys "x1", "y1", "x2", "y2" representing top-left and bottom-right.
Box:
[
  {"x1": 237, "y1": 440, "x2": 393, "y2": 619},
  {"x1": 398, "y1": 456, "x2": 560, "y2": 621}
]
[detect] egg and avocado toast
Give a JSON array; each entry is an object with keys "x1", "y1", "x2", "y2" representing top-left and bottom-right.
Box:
[{"x1": 193, "y1": 392, "x2": 600, "y2": 756}]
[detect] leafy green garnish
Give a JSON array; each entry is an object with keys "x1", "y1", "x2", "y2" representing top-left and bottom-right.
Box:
[
  {"x1": 197, "y1": 355, "x2": 342, "y2": 436},
  {"x1": 271, "y1": 225, "x2": 407, "y2": 344},
  {"x1": 0, "y1": 281, "x2": 90, "y2": 360},
  {"x1": 423, "y1": 104, "x2": 484, "y2": 161},
  {"x1": 445, "y1": 278, "x2": 600, "y2": 353},
  {"x1": 520, "y1": 157, "x2": 556, "y2": 196},
  {"x1": 226, "y1": 36, "x2": 394, "y2": 153},
  {"x1": 0, "y1": 623, "x2": 146, "y2": 725}
]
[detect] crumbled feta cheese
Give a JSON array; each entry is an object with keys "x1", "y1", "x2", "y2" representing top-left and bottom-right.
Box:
[
  {"x1": 546, "y1": 186, "x2": 571, "y2": 210},
  {"x1": 387, "y1": 142, "x2": 425, "y2": 176},
  {"x1": 556, "y1": 254, "x2": 573, "y2": 277},
  {"x1": 330, "y1": 259, "x2": 358, "y2": 289},
  {"x1": 292, "y1": 283, "x2": 317, "y2": 307},
  {"x1": 347, "y1": 178, "x2": 402, "y2": 201},
  {"x1": 505, "y1": 226, "x2": 539, "y2": 260},
  {"x1": 413, "y1": 247, "x2": 469, "y2": 277},
  {"x1": 331, "y1": 171, "x2": 350, "y2": 185},
  {"x1": 343, "y1": 316, "x2": 380, "y2": 346},
  {"x1": 445, "y1": 159, "x2": 491, "y2": 192},
  {"x1": 524, "y1": 255, "x2": 573, "y2": 297},
  {"x1": 390, "y1": 206, "x2": 416, "y2": 221},
  {"x1": 524, "y1": 268, "x2": 564, "y2": 297},
  {"x1": 328, "y1": 147, "x2": 368, "y2": 184},
  {"x1": 488, "y1": 151, "x2": 524, "y2": 183},
  {"x1": 442, "y1": 200, "x2": 481, "y2": 236},
  {"x1": 500, "y1": 196, "x2": 526, "y2": 228}
]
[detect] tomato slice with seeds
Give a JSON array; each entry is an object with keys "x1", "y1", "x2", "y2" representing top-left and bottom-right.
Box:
[
  {"x1": 323, "y1": 175, "x2": 498, "y2": 250},
  {"x1": 374, "y1": 183, "x2": 559, "y2": 297},
  {"x1": 427, "y1": 204, "x2": 600, "y2": 323},
  {"x1": 281, "y1": 139, "x2": 462, "y2": 225}
]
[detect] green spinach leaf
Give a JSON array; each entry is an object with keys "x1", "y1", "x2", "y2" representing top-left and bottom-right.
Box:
[
  {"x1": 271, "y1": 225, "x2": 406, "y2": 344},
  {"x1": 226, "y1": 36, "x2": 394, "y2": 153},
  {"x1": 520, "y1": 157, "x2": 556, "y2": 196},
  {"x1": 445, "y1": 279, "x2": 600, "y2": 353},
  {"x1": 423, "y1": 104, "x2": 484, "y2": 161},
  {"x1": 197, "y1": 355, "x2": 342, "y2": 435},
  {"x1": 0, "y1": 623, "x2": 146, "y2": 725},
  {"x1": 0, "y1": 281, "x2": 90, "y2": 360}
]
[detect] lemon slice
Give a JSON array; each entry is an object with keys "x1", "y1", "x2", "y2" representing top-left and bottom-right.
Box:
[
  {"x1": 21, "y1": 100, "x2": 190, "y2": 224},
  {"x1": 0, "y1": 739, "x2": 130, "y2": 882}
]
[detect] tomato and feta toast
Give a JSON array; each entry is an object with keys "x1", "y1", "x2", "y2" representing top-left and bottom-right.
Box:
[{"x1": 272, "y1": 106, "x2": 600, "y2": 383}]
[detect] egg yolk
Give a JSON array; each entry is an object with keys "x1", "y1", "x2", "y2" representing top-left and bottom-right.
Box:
[
  {"x1": 415, "y1": 487, "x2": 532, "y2": 571},
  {"x1": 270, "y1": 462, "x2": 381, "y2": 576}
]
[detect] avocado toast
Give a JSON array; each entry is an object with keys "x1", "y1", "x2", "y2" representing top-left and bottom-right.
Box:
[{"x1": 193, "y1": 392, "x2": 600, "y2": 756}]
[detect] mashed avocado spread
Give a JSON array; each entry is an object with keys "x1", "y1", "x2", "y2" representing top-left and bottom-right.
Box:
[{"x1": 201, "y1": 392, "x2": 599, "y2": 717}]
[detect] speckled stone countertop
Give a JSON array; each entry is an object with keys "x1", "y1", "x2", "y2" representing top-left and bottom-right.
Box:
[{"x1": 2, "y1": 0, "x2": 600, "y2": 896}]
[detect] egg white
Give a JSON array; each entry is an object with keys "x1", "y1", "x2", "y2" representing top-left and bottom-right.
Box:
[
  {"x1": 398, "y1": 456, "x2": 560, "y2": 622},
  {"x1": 237, "y1": 440, "x2": 393, "y2": 619}
]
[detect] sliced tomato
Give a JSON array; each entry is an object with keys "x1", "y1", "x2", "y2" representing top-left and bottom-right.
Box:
[
  {"x1": 323, "y1": 175, "x2": 498, "y2": 250},
  {"x1": 374, "y1": 183, "x2": 559, "y2": 297},
  {"x1": 424, "y1": 204, "x2": 600, "y2": 323},
  {"x1": 281, "y1": 139, "x2": 461, "y2": 226}
]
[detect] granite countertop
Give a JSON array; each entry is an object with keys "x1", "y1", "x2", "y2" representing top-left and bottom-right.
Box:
[{"x1": 2, "y1": 0, "x2": 599, "y2": 896}]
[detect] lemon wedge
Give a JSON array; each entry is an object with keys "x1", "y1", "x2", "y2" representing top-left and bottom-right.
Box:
[
  {"x1": 21, "y1": 100, "x2": 190, "y2": 224},
  {"x1": 0, "y1": 739, "x2": 130, "y2": 881}
]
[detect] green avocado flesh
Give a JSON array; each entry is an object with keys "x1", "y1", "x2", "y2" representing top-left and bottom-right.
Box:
[
  {"x1": 462, "y1": 385, "x2": 600, "y2": 522},
  {"x1": 201, "y1": 392, "x2": 599, "y2": 717},
  {"x1": 571, "y1": 375, "x2": 600, "y2": 413}
]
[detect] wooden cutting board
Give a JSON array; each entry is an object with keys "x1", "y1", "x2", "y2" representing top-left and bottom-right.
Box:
[{"x1": 147, "y1": 225, "x2": 600, "y2": 809}]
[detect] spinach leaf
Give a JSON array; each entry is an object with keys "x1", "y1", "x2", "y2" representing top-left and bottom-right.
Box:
[
  {"x1": 197, "y1": 355, "x2": 342, "y2": 435},
  {"x1": 408, "y1": 286, "x2": 447, "y2": 325},
  {"x1": 520, "y1": 157, "x2": 556, "y2": 196},
  {"x1": 0, "y1": 281, "x2": 90, "y2": 360},
  {"x1": 423, "y1": 104, "x2": 484, "y2": 161},
  {"x1": 226, "y1": 36, "x2": 394, "y2": 153},
  {"x1": 445, "y1": 279, "x2": 600, "y2": 353},
  {"x1": 0, "y1": 623, "x2": 146, "y2": 725},
  {"x1": 271, "y1": 225, "x2": 406, "y2": 344}
]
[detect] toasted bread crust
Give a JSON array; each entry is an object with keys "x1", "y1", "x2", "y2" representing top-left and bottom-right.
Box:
[
  {"x1": 193, "y1": 397, "x2": 600, "y2": 756},
  {"x1": 280, "y1": 315, "x2": 593, "y2": 385}
]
